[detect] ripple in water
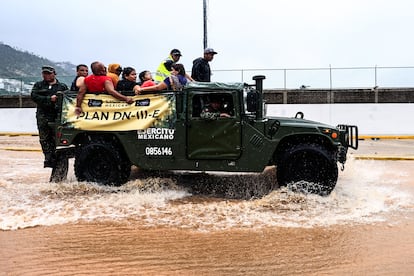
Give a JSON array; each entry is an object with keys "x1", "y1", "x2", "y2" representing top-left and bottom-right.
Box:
[{"x1": 0, "y1": 158, "x2": 412, "y2": 231}]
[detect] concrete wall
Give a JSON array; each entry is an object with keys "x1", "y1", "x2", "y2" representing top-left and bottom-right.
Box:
[
  {"x1": 1, "y1": 104, "x2": 413, "y2": 135},
  {"x1": 264, "y1": 87, "x2": 414, "y2": 104},
  {"x1": 266, "y1": 103, "x2": 414, "y2": 135},
  {"x1": 0, "y1": 96, "x2": 36, "y2": 108},
  {"x1": 0, "y1": 108, "x2": 38, "y2": 133}
]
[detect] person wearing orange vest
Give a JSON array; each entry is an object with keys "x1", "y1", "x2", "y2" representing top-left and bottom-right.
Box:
[{"x1": 107, "y1": 63, "x2": 122, "y2": 87}]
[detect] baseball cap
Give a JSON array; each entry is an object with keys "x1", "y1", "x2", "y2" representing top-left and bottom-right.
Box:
[
  {"x1": 204, "y1": 48, "x2": 218, "y2": 54},
  {"x1": 42, "y1": 65, "x2": 55, "y2": 73},
  {"x1": 170, "y1": 49, "x2": 182, "y2": 56}
]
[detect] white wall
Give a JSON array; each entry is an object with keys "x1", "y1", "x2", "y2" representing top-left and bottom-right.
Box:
[
  {"x1": 0, "y1": 104, "x2": 413, "y2": 135},
  {"x1": 0, "y1": 108, "x2": 37, "y2": 133},
  {"x1": 266, "y1": 103, "x2": 414, "y2": 135}
]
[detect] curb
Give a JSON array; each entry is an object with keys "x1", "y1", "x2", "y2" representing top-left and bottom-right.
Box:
[
  {"x1": 0, "y1": 147, "x2": 41, "y2": 152},
  {"x1": 358, "y1": 135, "x2": 414, "y2": 140},
  {"x1": 0, "y1": 132, "x2": 38, "y2": 136},
  {"x1": 353, "y1": 155, "x2": 414, "y2": 161}
]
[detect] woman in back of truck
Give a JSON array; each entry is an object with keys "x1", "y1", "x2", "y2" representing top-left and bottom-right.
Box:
[{"x1": 136, "y1": 63, "x2": 188, "y2": 94}]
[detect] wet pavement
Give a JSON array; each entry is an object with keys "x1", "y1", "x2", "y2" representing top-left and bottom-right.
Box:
[{"x1": 351, "y1": 138, "x2": 414, "y2": 160}]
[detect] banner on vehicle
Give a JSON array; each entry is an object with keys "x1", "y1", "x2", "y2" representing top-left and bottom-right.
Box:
[{"x1": 60, "y1": 93, "x2": 176, "y2": 131}]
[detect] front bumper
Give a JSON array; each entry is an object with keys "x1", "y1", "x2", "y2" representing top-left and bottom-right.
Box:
[{"x1": 337, "y1": 124, "x2": 359, "y2": 164}]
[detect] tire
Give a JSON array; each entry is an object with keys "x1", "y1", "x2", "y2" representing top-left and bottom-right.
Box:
[
  {"x1": 74, "y1": 137, "x2": 131, "y2": 186},
  {"x1": 276, "y1": 143, "x2": 338, "y2": 196}
]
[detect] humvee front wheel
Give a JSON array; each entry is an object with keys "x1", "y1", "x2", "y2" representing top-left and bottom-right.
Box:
[
  {"x1": 276, "y1": 143, "x2": 338, "y2": 196},
  {"x1": 74, "y1": 137, "x2": 131, "y2": 186}
]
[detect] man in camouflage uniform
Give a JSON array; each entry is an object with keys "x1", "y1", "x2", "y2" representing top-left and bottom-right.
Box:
[
  {"x1": 200, "y1": 95, "x2": 231, "y2": 120},
  {"x1": 31, "y1": 66, "x2": 68, "y2": 168}
]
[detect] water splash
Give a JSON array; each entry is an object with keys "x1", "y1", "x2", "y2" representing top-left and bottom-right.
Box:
[{"x1": 0, "y1": 158, "x2": 412, "y2": 231}]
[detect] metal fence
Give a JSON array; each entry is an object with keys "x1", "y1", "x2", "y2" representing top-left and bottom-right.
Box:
[
  {"x1": 0, "y1": 75, "x2": 75, "y2": 95},
  {"x1": 211, "y1": 66, "x2": 414, "y2": 89},
  {"x1": 1, "y1": 66, "x2": 414, "y2": 95}
]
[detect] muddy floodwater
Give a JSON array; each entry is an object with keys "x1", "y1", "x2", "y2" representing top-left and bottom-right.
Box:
[{"x1": 1, "y1": 136, "x2": 414, "y2": 275}]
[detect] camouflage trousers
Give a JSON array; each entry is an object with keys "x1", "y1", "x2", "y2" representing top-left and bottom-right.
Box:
[{"x1": 36, "y1": 112, "x2": 56, "y2": 164}]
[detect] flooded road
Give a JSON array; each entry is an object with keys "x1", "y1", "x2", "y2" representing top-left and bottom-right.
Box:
[{"x1": 1, "y1": 136, "x2": 414, "y2": 275}]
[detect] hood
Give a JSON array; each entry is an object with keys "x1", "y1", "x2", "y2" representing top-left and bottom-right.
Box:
[{"x1": 267, "y1": 115, "x2": 335, "y2": 129}]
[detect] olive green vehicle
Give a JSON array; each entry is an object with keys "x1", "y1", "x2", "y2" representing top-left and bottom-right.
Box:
[{"x1": 51, "y1": 76, "x2": 358, "y2": 195}]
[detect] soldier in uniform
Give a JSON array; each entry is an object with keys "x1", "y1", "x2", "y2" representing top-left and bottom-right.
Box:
[
  {"x1": 200, "y1": 95, "x2": 231, "y2": 119},
  {"x1": 31, "y1": 65, "x2": 68, "y2": 168}
]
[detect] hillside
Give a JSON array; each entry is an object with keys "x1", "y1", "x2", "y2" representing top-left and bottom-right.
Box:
[{"x1": 0, "y1": 42, "x2": 76, "y2": 77}]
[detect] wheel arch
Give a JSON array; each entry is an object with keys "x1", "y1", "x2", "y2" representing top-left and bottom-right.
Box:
[
  {"x1": 274, "y1": 134, "x2": 340, "y2": 195},
  {"x1": 273, "y1": 134, "x2": 337, "y2": 165},
  {"x1": 73, "y1": 132, "x2": 128, "y2": 156}
]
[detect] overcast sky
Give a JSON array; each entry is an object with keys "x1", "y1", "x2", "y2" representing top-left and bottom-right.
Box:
[{"x1": 1, "y1": 0, "x2": 414, "y2": 87}]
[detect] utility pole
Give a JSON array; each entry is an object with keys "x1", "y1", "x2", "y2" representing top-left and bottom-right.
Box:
[{"x1": 203, "y1": 0, "x2": 207, "y2": 49}]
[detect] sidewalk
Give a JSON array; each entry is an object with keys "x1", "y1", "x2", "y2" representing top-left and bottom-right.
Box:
[{"x1": 351, "y1": 138, "x2": 414, "y2": 160}]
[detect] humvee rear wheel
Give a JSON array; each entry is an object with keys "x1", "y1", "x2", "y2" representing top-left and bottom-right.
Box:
[
  {"x1": 276, "y1": 143, "x2": 338, "y2": 196},
  {"x1": 74, "y1": 137, "x2": 131, "y2": 186}
]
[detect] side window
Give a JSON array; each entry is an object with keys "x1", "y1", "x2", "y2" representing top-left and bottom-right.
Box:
[
  {"x1": 191, "y1": 94, "x2": 206, "y2": 118},
  {"x1": 192, "y1": 93, "x2": 235, "y2": 118},
  {"x1": 220, "y1": 93, "x2": 235, "y2": 117}
]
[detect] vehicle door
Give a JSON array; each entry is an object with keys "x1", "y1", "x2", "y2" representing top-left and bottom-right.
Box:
[{"x1": 186, "y1": 91, "x2": 241, "y2": 159}]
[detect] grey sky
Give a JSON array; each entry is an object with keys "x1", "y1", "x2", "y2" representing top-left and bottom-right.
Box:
[{"x1": 1, "y1": 0, "x2": 413, "y2": 87}]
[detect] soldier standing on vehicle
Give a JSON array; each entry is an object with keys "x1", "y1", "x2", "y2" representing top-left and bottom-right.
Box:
[
  {"x1": 191, "y1": 48, "x2": 218, "y2": 82},
  {"x1": 31, "y1": 65, "x2": 68, "y2": 168}
]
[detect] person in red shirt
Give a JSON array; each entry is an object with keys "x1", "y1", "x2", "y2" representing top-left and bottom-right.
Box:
[
  {"x1": 75, "y1": 61, "x2": 134, "y2": 116},
  {"x1": 138, "y1": 70, "x2": 156, "y2": 88}
]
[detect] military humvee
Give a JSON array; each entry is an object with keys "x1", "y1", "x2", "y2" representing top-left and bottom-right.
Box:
[{"x1": 51, "y1": 76, "x2": 358, "y2": 195}]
